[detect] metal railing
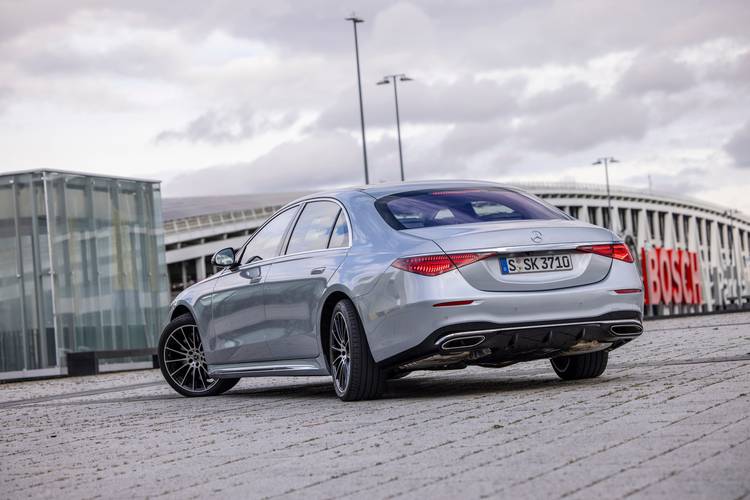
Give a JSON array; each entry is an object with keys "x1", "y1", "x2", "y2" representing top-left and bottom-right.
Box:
[
  {"x1": 517, "y1": 182, "x2": 749, "y2": 223},
  {"x1": 164, "y1": 204, "x2": 285, "y2": 235}
]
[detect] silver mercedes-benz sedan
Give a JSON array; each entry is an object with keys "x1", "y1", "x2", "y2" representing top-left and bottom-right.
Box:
[{"x1": 159, "y1": 181, "x2": 644, "y2": 401}]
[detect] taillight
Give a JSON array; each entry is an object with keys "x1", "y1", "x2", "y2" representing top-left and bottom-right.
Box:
[
  {"x1": 392, "y1": 252, "x2": 492, "y2": 276},
  {"x1": 448, "y1": 253, "x2": 493, "y2": 268},
  {"x1": 576, "y1": 243, "x2": 634, "y2": 263}
]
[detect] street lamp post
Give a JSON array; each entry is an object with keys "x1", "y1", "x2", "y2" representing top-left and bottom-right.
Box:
[
  {"x1": 377, "y1": 74, "x2": 413, "y2": 182},
  {"x1": 593, "y1": 157, "x2": 619, "y2": 231},
  {"x1": 345, "y1": 14, "x2": 369, "y2": 184}
]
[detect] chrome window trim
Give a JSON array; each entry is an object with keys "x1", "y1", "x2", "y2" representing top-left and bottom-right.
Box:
[
  {"x1": 236, "y1": 203, "x2": 302, "y2": 265},
  {"x1": 226, "y1": 197, "x2": 352, "y2": 273},
  {"x1": 282, "y1": 197, "x2": 352, "y2": 257},
  {"x1": 256, "y1": 245, "x2": 350, "y2": 266}
]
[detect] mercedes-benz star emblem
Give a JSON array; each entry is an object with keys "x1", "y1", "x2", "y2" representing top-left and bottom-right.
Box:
[{"x1": 530, "y1": 230, "x2": 543, "y2": 243}]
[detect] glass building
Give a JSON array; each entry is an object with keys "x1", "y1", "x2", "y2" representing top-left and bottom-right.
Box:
[{"x1": 0, "y1": 170, "x2": 169, "y2": 379}]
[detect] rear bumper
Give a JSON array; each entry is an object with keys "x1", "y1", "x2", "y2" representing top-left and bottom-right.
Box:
[
  {"x1": 378, "y1": 310, "x2": 642, "y2": 369},
  {"x1": 356, "y1": 259, "x2": 644, "y2": 363}
]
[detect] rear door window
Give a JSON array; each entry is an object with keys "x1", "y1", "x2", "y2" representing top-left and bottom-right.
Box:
[
  {"x1": 375, "y1": 188, "x2": 567, "y2": 230},
  {"x1": 286, "y1": 201, "x2": 341, "y2": 254},
  {"x1": 327, "y1": 210, "x2": 350, "y2": 248}
]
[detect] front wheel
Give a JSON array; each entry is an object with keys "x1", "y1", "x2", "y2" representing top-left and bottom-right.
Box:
[
  {"x1": 158, "y1": 313, "x2": 239, "y2": 397},
  {"x1": 329, "y1": 299, "x2": 386, "y2": 401},
  {"x1": 550, "y1": 351, "x2": 608, "y2": 380}
]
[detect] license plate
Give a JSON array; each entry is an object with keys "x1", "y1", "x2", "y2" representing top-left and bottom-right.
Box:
[{"x1": 500, "y1": 254, "x2": 573, "y2": 274}]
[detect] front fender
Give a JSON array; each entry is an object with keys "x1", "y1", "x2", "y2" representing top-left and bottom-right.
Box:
[{"x1": 165, "y1": 279, "x2": 217, "y2": 345}]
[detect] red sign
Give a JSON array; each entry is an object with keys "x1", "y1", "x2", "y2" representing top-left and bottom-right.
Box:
[{"x1": 641, "y1": 247, "x2": 702, "y2": 305}]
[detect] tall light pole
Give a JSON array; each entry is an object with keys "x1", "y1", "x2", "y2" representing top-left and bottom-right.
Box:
[
  {"x1": 345, "y1": 14, "x2": 369, "y2": 184},
  {"x1": 377, "y1": 74, "x2": 413, "y2": 182},
  {"x1": 593, "y1": 157, "x2": 619, "y2": 230}
]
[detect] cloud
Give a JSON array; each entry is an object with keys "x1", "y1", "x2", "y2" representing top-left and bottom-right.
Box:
[
  {"x1": 617, "y1": 53, "x2": 695, "y2": 95},
  {"x1": 0, "y1": 1, "x2": 81, "y2": 43},
  {"x1": 440, "y1": 121, "x2": 512, "y2": 157},
  {"x1": 520, "y1": 96, "x2": 649, "y2": 153},
  {"x1": 1, "y1": 0, "x2": 750, "y2": 214},
  {"x1": 155, "y1": 109, "x2": 302, "y2": 144},
  {"x1": 725, "y1": 121, "x2": 750, "y2": 168},
  {"x1": 624, "y1": 167, "x2": 709, "y2": 196},
  {"x1": 0, "y1": 85, "x2": 11, "y2": 113},
  {"x1": 163, "y1": 130, "x2": 363, "y2": 196},
  {"x1": 522, "y1": 82, "x2": 597, "y2": 113},
  {"x1": 318, "y1": 77, "x2": 523, "y2": 130},
  {"x1": 704, "y1": 49, "x2": 750, "y2": 87},
  {"x1": 14, "y1": 38, "x2": 183, "y2": 79}
]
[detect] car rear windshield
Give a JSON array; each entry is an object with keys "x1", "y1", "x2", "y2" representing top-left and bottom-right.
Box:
[{"x1": 375, "y1": 188, "x2": 568, "y2": 230}]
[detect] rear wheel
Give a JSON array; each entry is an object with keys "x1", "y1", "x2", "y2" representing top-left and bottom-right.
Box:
[
  {"x1": 550, "y1": 351, "x2": 608, "y2": 380},
  {"x1": 159, "y1": 314, "x2": 239, "y2": 397},
  {"x1": 329, "y1": 299, "x2": 386, "y2": 401}
]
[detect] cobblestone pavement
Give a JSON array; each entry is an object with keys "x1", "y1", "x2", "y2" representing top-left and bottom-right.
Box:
[{"x1": 2, "y1": 313, "x2": 750, "y2": 500}]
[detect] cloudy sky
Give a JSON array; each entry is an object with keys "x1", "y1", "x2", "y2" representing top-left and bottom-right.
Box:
[{"x1": 1, "y1": 1, "x2": 749, "y2": 211}]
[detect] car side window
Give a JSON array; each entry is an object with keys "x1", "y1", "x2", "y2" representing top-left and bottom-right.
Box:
[
  {"x1": 327, "y1": 210, "x2": 350, "y2": 248},
  {"x1": 242, "y1": 207, "x2": 298, "y2": 264},
  {"x1": 286, "y1": 201, "x2": 341, "y2": 254}
]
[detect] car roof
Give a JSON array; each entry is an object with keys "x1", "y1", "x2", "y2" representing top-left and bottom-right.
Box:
[{"x1": 288, "y1": 180, "x2": 511, "y2": 205}]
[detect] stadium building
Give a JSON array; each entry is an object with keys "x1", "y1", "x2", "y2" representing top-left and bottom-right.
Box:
[{"x1": 163, "y1": 182, "x2": 750, "y2": 318}]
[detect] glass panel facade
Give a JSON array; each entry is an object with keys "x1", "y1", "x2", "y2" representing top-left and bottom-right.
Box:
[{"x1": 0, "y1": 171, "x2": 169, "y2": 377}]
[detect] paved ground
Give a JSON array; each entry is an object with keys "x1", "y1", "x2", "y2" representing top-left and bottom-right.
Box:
[{"x1": 2, "y1": 313, "x2": 750, "y2": 500}]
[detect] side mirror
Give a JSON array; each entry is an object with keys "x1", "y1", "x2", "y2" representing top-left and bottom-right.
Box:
[{"x1": 212, "y1": 247, "x2": 236, "y2": 268}]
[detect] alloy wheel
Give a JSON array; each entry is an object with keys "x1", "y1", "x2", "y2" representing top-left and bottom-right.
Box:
[
  {"x1": 162, "y1": 325, "x2": 218, "y2": 393},
  {"x1": 330, "y1": 311, "x2": 351, "y2": 395}
]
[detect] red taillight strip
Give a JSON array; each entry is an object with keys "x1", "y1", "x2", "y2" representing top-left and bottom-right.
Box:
[
  {"x1": 391, "y1": 254, "x2": 455, "y2": 276},
  {"x1": 576, "y1": 243, "x2": 634, "y2": 263},
  {"x1": 447, "y1": 252, "x2": 494, "y2": 268},
  {"x1": 614, "y1": 289, "x2": 643, "y2": 294},
  {"x1": 391, "y1": 252, "x2": 494, "y2": 276}
]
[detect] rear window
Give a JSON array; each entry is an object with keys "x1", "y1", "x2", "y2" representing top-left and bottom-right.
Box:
[{"x1": 375, "y1": 188, "x2": 568, "y2": 230}]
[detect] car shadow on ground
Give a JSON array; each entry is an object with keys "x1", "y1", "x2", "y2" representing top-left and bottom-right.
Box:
[
  {"x1": 380, "y1": 373, "x2": 620, "y2": 400},
  {"x1": 39, "y1": 368, "x2": 631, "y2": 407},
  {"x1": 217, "y1": 370, "x2": 628, "y2": 402}
]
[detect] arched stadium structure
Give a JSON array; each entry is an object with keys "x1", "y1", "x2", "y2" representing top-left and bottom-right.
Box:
[{"x1": 163, "y1": 182, "x2": 750, "y2": 317}]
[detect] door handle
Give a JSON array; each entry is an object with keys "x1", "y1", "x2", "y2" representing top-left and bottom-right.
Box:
[{"x1": 310, "y1": 267, "x2": 326, "y2": 275}]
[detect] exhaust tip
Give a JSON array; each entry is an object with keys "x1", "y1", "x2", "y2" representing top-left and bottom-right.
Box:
[
  {"x1": 610, "y1": 324, "x2": 643, "y2": 336},
  {"x1": 441, "y1": 335, "x2": 486, "y2": 351}
]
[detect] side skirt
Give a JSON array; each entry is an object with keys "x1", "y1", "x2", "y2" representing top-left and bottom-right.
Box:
[{"x1": 208, "y1": 358, "x2": 330, "y2": 379}]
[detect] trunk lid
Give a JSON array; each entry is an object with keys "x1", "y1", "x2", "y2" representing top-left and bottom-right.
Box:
[{"x1": 403, "y1": 219, "x2": 616, "y2": 291}]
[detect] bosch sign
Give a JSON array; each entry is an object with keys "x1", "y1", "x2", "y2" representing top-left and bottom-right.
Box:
[{"x1": 641, "y1": 247, "x2": 703, "y2": 305}]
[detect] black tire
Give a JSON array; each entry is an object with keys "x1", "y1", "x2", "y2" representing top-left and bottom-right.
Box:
[
  {"x1": 550, "y1": 350, "x2": 609, "y2": 380},
  {"x1": 328, "y1": 299, "x2": 386, "y2": 401},
  {"x1": 158, "y1": 313, "x2": 239, "y2": 397}
]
